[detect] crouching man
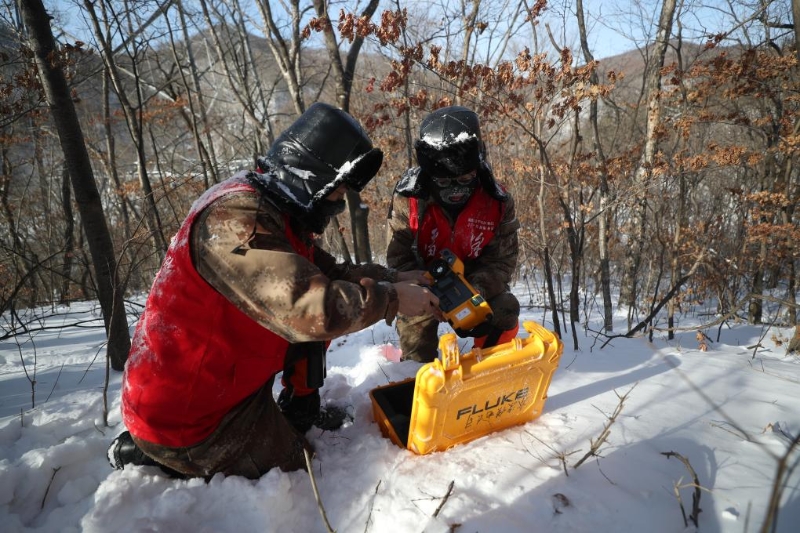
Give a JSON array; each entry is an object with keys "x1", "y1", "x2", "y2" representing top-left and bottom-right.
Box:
[{"x1": 110, "y1": 103, "x2": 440, "y2": 479}]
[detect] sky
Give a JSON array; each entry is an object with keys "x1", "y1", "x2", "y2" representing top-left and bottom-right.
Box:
[
  {"x1": 1, "y1": 283, "x2": 798, "y2": 533},
  {"x1": 40, "y1": 0, "x2": 758, "y2": 63}
]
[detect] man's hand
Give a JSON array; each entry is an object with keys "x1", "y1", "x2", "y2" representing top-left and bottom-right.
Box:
[
  {"x1": 393, "y1": 281, "x2": 444, "y2": 320},
  {"x1": 396, "y1": 269, "x2": 431, "y2": 285}
]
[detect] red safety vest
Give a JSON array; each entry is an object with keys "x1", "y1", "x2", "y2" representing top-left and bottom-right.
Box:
[
  {"x1": 410, "y1": 187, "x2": 504, "y2": 265},
  {"x1": 122, "y1": 177, "x2": 313, "y2": 447}
]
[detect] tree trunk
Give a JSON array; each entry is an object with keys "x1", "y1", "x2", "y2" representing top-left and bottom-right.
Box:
[
  {"x1": 537, "y1": 162, "x2": 560, "y2": 338},
  {"x1": 257, "y1": 0, "x2": 306, "y2": 114},
  {"x1": 559, "y1": 109, "x2": 584, "y2": 350},
  {"x1": 197, "y1": 0, "x2": 274, "y2": 149},
  {"x1": 793, "y1": 0, "x2": 800, "y2": 65},
  {"x1": 788, "y1": 259, "x2": 797, "y2": 326},
  {"x1": 576, "y1": 0, "x2": 613, "y2": 332},
  {"x1": 20, "y1": 0, "x2": 131, "y2": 370},
  {"x1": 175, "y1": 2, "x2": 219, "y2": 186},
  {"x1": 786, "y1": 325, "x2": 800, "y2": 354},
  {"x1": 454, "y1": 0, "x2": 481, "y2": 106},
  {"x1": 619, "y1": 0, "x2": 677, "y2": 320},
  {"x1": 1, "y1": 141, "x2": 35, "y2": 311},
  {"x1": 83, "y1": 0, "x2": 167, "y2": 261},
  {"x1": 312, "y1": 0, "x2": 380, "y2": 264},
  {"x1": 59, "y1": 163, "x2": 74, "y2": 303},
  {"x1": 750, "y1": 257, "x2": 765, "y2": 324}
]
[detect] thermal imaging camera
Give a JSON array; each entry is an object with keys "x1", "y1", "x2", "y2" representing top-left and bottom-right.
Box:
[{"x1": 425, "y1": 249, "x2": 493, "y2": 331}]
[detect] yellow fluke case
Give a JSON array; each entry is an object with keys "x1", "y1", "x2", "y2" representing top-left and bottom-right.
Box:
[{"x1": 370, "y1": 321, "x2": 563, "y2": 455}]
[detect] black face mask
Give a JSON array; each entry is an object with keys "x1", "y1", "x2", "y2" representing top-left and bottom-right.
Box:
[
  {"x1": 289, "y1": 198, "x2": 347, "y2": 235},
  {"x1": 316, "y1": 199, "x2": 347, "y2": 219},
  {"x1": 433, "y1": 182, "x2": 477, "y2": 208},
  {"x1": 304, "y1": 198, "x2": 346, "y2": 234}
]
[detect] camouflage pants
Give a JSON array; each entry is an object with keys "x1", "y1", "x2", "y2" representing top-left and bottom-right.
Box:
[
  {"x1": 133, "y1": 379, "x2": 312, "y2": 480},
  {"x1": 397, "y1": 290, "x2": 521, "y2": 363}
]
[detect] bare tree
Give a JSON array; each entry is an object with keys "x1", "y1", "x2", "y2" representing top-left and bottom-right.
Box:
[
  {"x1": 256, "y1": 0, "x2": 308, "y2": 115},
  {"x1": 618, "y1": 0, "x2": 678, "y2": 325},
  {"x1": 19, "y1": 0, "x2": 131, "y2": 370},
  {"x1": 83, "y1": 0, "x2": 169, "y2": 261},
  {"x1": 167, "y1": 0, "x2": 220, "y2": 187},
  {"x1": 576, "y1": 0, "x2": 613, "y2": 332},
  {"x1": 196, "y1": 0, "x2": 277, "y2": 157},
  {"x1": 311, "y1": 0, "x2": 379, "y2": 263}
]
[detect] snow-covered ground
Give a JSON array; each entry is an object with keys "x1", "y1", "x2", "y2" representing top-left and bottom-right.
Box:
[{"x1": 1, "y1": 289, "x2": 798, "y2": 532}]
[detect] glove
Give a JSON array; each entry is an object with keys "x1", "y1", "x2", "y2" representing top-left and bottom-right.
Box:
[
  {"x1": 453, "y1": 321, "x2": 494, "y2": 339},
  {"x1": 278, "y1": 388, "x2": 350, "y2": 434},
  {"x1": 278, "y1": 388, "x2": 320, "y2": 434}
]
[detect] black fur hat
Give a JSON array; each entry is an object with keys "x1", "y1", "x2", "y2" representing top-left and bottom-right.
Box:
[
  {"x1": 251, "y1": 102, "x2": 383, "y2": 233},
  {"x1": 414, "y1": 106, "x2": 484, "y2": 179}
]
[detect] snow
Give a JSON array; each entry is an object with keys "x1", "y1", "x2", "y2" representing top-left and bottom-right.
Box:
[
  {"x1": 420, "y1": 131, "x2": 477, "y2": 148},
  {"x1": 1, "y1": 290, "x2": 799, "y2": 533}
]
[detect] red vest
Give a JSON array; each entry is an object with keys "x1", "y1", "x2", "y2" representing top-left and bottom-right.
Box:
[
  {"x1": 410, "y1": 187, "x2": 504, "y2": 265},
  {"x1": 122, "y1": 177, "x2": 313, "y2": 447}
]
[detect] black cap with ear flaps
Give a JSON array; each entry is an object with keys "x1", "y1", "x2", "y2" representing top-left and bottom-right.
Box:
[
  {"x1": 394, "y1": 105, "x2": 506, "y2": 203},
  {"x1": 251, "y1": 102, "x2": 383, "y2": 233},
  {"x1": 414, "y1": 105, "x2": 483, "y2": 179}
]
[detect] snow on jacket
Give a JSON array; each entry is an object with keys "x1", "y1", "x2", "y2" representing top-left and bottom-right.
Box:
[
  {"x1": 122, "y1": 173, "x2": 399, "y2": 447},
  {"x1": 386, "y1": 163, "x2": 519, "y2": 300}
]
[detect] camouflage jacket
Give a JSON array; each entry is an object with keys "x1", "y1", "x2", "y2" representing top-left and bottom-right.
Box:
[
  {"x1": 123, "y1": 175, "x2": 401, "y2": 446},
  {"x1": 194, "y1": 175, "x2": 400, "y2": 341},
  {"x1": 386, "y1": 166, "x2": 519, "y2": 301}
]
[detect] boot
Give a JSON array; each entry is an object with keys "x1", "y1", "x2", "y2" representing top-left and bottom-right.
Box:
[
  {"x1": 278, "y1": 389, "x2": 350, "y2": 433},
  {"x1": 108, "y1": 431, "x2": 159, "y2": 470},
  {"x1": 107, "y1": 431, "x2": 185, "y2": 478}
]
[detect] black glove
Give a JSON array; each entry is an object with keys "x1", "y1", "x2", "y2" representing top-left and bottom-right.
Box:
[
  {"x1": 453, "y1": 321, "x2": 494, "y2": 339},
  {"x1": 278, "y1": 388, "x2": 320, "y2": 434},
  {"x1": 278, "y1": 389, "x2": 350, "y2": 434}
]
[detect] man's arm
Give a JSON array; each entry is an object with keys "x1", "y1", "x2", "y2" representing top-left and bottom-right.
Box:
[
  {"x1": 313, "y1": 245, "x2": 399, "y2": 283},
  {"x1": 192, "y1": 192, "x2": 398, "y2": 342}
]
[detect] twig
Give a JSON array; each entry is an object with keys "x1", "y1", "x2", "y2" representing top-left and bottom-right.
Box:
[
  {"x1": 364, "y1": 480, "x2": 382, "y2": 533},
  {"x1": 44, "y1": 360, "x2": 66, "y2": 403},
  {"x1": 0, "y1": 317, "x2": 109, "y2": 341},
  {"x1": 597, "y1": 464, "x2": 616, "y2": 485},
  {"x1": 751, "y1": 315, "x2": 780, "y2": 360},
  {"x1": 41, "y1": 466, "x2": 61, "y2": 510},
  {"x1": 432, "y1": 480, "x2": 455, "y2": 518},
  {"x1": 303, "y1": 448, "x2": 336, "y2": 533},
  {"x1": 709, "y1": 421, "x2": 752, "y2": 442},
  {"x1": 603, "y1": 292, "x2": 800, "y2": 347},
  {"x1": 760, "y1": 431, "x2": 800, "y2": 533},
  {"x1": 670, "y1": 477, "x2": 688, "y2": 527},
  {"x1": 600, "y1": 254, "x2": 702, "y2": 349},
  {"x1": 662, "y1": 451, "x2": 702, "y2": 527},
  {"x1": 745, "y1": 501, "x2": 752, "y2": 533},
  {"x1": 378, "y1": 363, "x2": 390, "y2": 383},
  {"x1": 79, "y1": 341, "x2": 107, "y2": 384},
  {"x1": 526, "y1": 431, "x2": 580, "y2": 476},
  {"x1": 572, "y1": 384, "x2": 636, "y2": 469}
]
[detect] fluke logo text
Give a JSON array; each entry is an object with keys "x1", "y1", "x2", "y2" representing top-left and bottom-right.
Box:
[{"x1": 456, "y1": 387, "x2": 529, "y2": 420}]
